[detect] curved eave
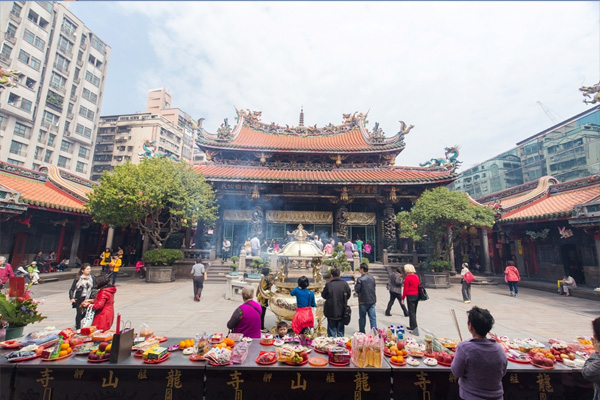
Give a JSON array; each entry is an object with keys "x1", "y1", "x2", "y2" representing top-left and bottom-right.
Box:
[
  {"x1": 499, "y1": 210, "x2": 574, "y2": 223},
  {"x1": 21, "y1": 196, "x2": 88, "y2": 214},
  {"x1": 197, "y1": 142, "x2": 406, "y2": 154}
]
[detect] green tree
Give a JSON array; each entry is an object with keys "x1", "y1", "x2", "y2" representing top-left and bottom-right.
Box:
[
  {"x1": 396, "y1": 187, "x2": 495, "y2": 264},
  {"x1": 87, "y1": 157, "x2": 218, "y2": 248}
]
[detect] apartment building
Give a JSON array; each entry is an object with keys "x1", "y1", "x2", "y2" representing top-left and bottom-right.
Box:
[
  {"x1": 91, "y1": 89, "x2": 198, "y2": 181},
  {"x1": 449, "y1": 105, "x2": 600, "y2": 199},
  {"x1": 0, "y1": 1, "x2": 110, "y2": 178}
]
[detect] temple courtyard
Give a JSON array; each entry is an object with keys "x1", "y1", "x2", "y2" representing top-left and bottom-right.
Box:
[{"x1": 16, "y1": 269, "x2": 599, "y2": 343}]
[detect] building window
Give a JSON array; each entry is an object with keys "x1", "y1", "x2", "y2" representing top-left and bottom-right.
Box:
[
  {"x1": 82, "y1": 88, "x2": 98, "y2": 104},
  {"x1": 90, "y1": 34, "x2": 105, "y2": 53},
  {"x1": 6, "y1": 23, "x2": 17, "y2": 38},
  {"x1": 46, "y1": 91, "x2": 64, "y2": 108},
  {"x1": 11, "y1": 3, "x2": 22, "y2": 17},
  {"x1": 42, "y1": 110, "x2": 59, "y2": 126},
  {"x1": 9, "y1": 140, "x2": 25, "y2": 156},
  {"x1": 60, "y1": 140, "x2": 71, "y2": 153},
  {"x1": 7, "y1": 159, "x2": 23, "y2": 166},
  {"x1": 21, "y1": 98, "x2": 32, "y2": 112},
  {"x1": 79, "y1": 105, "x2": 95, "y2": 121},
  {"x1": 57, "y1": 35, "x2": 73, "y2": 55},
  {"x1": 0, "y1": 43, "x2": 13, "y2": 59},
  {"x1": 54, "y1": 53, "x2": 70, "y2": 73},
  {"x1": 61, "y1": 18, "x2": 77, "y2": 35},
  {"x1": 14, "y1": 122, "x2": 27, "y2": 137},
  {"x1": 76, "y1": 161, "x2": 86, "y2": 173},
  {"x1": 44, "y1": 150, "x2": 53, "y2": 163},
  {"x1": 85, "y1": 71, "x2": 100, "y2": 87},
  {"x1": 50, "y1": 72, "x2": 67, "y2": 91},
  {"x1": 78, "y1": 146, "x2": 90, "y2": 159},
  {"x1": 18, "y1": 50, "x2": 41, "y2": 70},
  {"x1": 47, "y1": 134, "x2": 56, "y2": 147},
  {"x1": 57, "y1": 155, "x2": 68, "y2": 168},
  {"x1": 34, "y1": 147, "x2": 43, "y2": 160},
  {"x1": 23, "y1": 29, "x2": 45, "y2": 50}
]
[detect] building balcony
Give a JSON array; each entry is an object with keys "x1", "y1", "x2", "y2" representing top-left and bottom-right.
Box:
[
  {"x1": 74, "y1": 76, "x2": 80, "y2": 84},
  {"x1": 41, "y1": 121, "x2": 59, "y2": 133},
  {"x1": 76, "y1": 58, "x2": 83, "y2": 67},
  {"x1": 5, "y1": 101, "x2": 32, "y2": 120},
  {"x1": 4, "y1": 31, "x2": 16, "y2": 45},
  {"x1": 57, "y1": 46, "x2": 73, "y2": 59},
  {"x1": 0, "y1": 54, "x2": 12, "y2": 68},
  {"x1": 53, "y1": 62, "x2": 70, "y2": 75},
  {"x1": 67, "y1": 112, "x2": 74, "y2": 120},
  {"x1": 49, "y1": 83, "x2": 66, "y2": 95},
  {"x1": 9, "y1": 11, "x2": 21, "y2": 24},
  {"x1": 80, "y1": 41, "x2": 87, "y2": 51},
  {"x1": 60, "y1": 25, "x2": 76, "y2": 42},
  {"x1": 70, "y1": 93, "x2": 77, "y2": 102},
  {"x1": 64, "y1": 130, "x2": 92, "y2": 146}
]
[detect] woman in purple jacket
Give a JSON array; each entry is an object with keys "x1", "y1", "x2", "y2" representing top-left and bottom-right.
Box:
[
  {"x1": 226, "y1": 286, "x2": 262, "y2": 339},
  {"x1": 451, "y1": 306, "x2": 507, "y2": 400}
]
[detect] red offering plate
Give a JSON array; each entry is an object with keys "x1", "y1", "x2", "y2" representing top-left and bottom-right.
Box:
[
  {"x1": 438, "y1": 361, "x2": 452, "y2": 367},
  {"x1": 155, "y1": 336, "x2": 168, "y2": 343},
  {"x1": 383, "y1": 348, "x2": 392, "y2": 357},
  {"x1": 507, "y1": 355, "x2": 531, "y2": 364},
  {"x1": 259, "y1": 340, "x2": 274, "y2": 346},
  {"x1": 189, "y1": 354, "x2": 206, "y2": 362},
  {"x1": 330, "y1": 360, "x2": 350, "y2": 367},
  {"x1": 7, "y1": 354, "x2": 39, "y2": 363},
  {"x1": 87, "y1": 357, "x2": 110, "y2": 363},
  {"x1": 256, "y1": 352, "x2": 277, "y2": 366},
  {"x1": 314, "y1": 348, "x2": 330, "y2": 355},
  {"x1": 144, "y1": 353, "x2": 171, "y2": 364},
  {"x1": 389, "y1": 359, "x2": 407, "y2": 367},
  {"x1": 284, "y1": 359, "x2": 308, "y2": 366},
  {"x1": 209, "y1": 338, "x2": 224, "y2": 345},
  {"x1": 308, "y1": 357, "x2": 327, "y2": 367},
  {"x1": 133, "y1": 350, "x2": 144, "y2": 358},
  {"x1": 424, "y1": 353, "x2": 435, "y2": 358},
  {"x1": 0, "y1": 340, "x2": 22, "y2": 349},
  {"x1": 208, "y1": 360, "x2": 232, "y2": 367},
  {"x1": 41, "y1": 353, "x2": 73, "y2": 362}
]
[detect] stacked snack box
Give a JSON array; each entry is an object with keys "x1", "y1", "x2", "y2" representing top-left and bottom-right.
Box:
[{"x1": 143, "y1": 346, "x2": 167, "y2": 361}]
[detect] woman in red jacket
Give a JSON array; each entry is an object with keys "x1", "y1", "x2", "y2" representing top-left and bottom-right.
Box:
[
  {"x1": 82, "y1": 274, "x2": 117, "y2": 331},
  {"x1": 504, "y1": 261, "x2": 521, "y2": 298},
  {"x1": 402, "y1": 264, "x2": 421, "y2": 336}
]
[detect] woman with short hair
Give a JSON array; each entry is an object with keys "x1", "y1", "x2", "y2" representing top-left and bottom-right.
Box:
[
  {"x1": 226, "y1": 286, "x2": 262, "y2": 338},
  {"x1": 402, "y1": 264, "x2": 420, "y2": 336},
  {"x1": 451, "y1": 306, "x2": 507, "y2": 400}
]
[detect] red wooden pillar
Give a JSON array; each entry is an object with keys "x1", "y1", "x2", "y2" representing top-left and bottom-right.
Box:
[
  {"x1": 529, "y1": 239, "x2": 538, "y2": 274},
  {"x1": 56, "y1": 224, "x2": 66, "y2": 261}
]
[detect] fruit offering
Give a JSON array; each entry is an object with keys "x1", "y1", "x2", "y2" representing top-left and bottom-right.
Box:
[
  {"x1": 530, "y1": 351, "x2": 555, "y2": 368},
  {"x1": 433, "y1": 351, "x2": 454, "y2": 365},
  {"x1": 179, "y1": 339, "x2": 195, "y2": 349},
  {"x1": 277, "y1": 345, "x2": 308, "y2": 364},
  {"x1": 256, "y1": 351, "x2": 277, "y2": 364},
  {"x1": 88, "y1": 341, "x2": 111, "y2": 361},
  {"x1": 390, "y1": 354, "x2": 405, "y2": 365}
]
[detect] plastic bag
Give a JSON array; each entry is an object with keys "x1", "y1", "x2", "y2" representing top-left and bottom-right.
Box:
[{"x1": 139, "y1": 322, "x2": 154, "y2": 339}]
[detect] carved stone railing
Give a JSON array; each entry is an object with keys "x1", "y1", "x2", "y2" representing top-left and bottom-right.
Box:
[
  {"x1": 183, "y1": 247, "x2": 215, "y2": 261},
  {"x1": 382, "y1": 250, "x2": 428, "y2": 266}
]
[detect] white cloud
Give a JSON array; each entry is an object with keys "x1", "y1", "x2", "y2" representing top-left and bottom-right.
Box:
[{"x1": 108, "y1": 1, "x2": 598, "y2": 169}]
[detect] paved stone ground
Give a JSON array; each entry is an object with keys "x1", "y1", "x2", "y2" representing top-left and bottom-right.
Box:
[{"x1": 14, "y1": 273, "x2": 600, "y2": 343}]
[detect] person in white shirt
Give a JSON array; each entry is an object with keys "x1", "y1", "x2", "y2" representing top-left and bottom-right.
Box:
[
  {"x1": 250, "y1": 236, "x2": 261, "y2": 257},
  {"x1": 222, "y1": 238, "x2": 231, "y2": 262},
  {"x1": 313, "y1": 235, "x2": 324, "y2": 251},
  {"x1": 559, "y1": 275, "x2": 577, "y2": 296}
]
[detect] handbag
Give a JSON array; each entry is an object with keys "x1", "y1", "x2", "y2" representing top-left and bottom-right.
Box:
[
  {"x1": 110, "y1": 327, "x2": 134, "y2": 363},
  {"x1": 418, "y1": 283, "x2": 429, "y2": 301},
  {"x1": 81, "y1": 305, "x2": 95, "y2": 328},
  {"x1": 463, "y1": 271, "x2": 476, "y2": 284},
  {"x1": 342, "y1": 305, "x2": 352, "y2": 326}
]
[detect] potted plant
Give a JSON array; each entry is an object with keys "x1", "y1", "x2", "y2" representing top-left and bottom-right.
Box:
[
  {"x1": 421, "y1": 260, "x2": 453, "y2": 288},
  {"x1": 323, "y1": 244, "x2": 353, "y2": 281},
  {"x1": 229, "y1": 256, "x2": 239, "y2": 276},
  {"x1": 0, "y1": 285, "x2": 46, "y2": 340},
  {"x1": 248, "y1": 257, "x2": 266, "y2": 279},
  {"x1": 143, "y1": 249, "x2": 184, "y2": 283}
]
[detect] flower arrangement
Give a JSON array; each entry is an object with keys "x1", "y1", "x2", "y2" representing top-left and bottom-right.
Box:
[{"x1": 0, "y1": 286, "x2": 46, "y2": 327}]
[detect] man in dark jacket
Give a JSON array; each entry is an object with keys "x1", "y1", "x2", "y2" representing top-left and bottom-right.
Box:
[
  {"x1": 385, "y1": 267, "x2": 409, "y2": 317},
  {"x1": 321, "y1": 268, "x2": 351, "y2": 337},
  {"x1": 355, "y1": 263, "x2": 377, "y2": 333}
]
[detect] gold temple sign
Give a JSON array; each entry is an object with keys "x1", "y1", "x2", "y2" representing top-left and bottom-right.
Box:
[
  {"x1": 348, "y1": 212, "x2": 376, "y2": 226},
  {"x1": 266, "y1": 211, "x2": 333, "y2": 224},
  {"x1": 221, "y1": 183, "x2": 249, "y2": 191},
  {"x1": 283, "y1": 184, "x2": 318, "y2": 195},
  {"x1": 224, "y1": 210, "x2": 253, "y2": 222},
  {"x1": 349, "y1": 186, "x2": 378, "y2": 195}
]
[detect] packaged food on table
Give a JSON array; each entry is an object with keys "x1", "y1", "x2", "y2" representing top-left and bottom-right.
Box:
[
  {"x1": 92, "y1": 330, "x2": 115, "y2": 342},
  {"x1": 143, "y1": 346, "x2": 168, "y2": 361},
  {"x1": 59, "y1": 328, "x2": 75, "y2": 340},
  {"x1": 351, "y1": 331, "x2": 383, "y2": 368},
  {"x1": 133, "y1": 338, "x2": 160, "y2": 352},
  {"x1": 231, "y1": 341, "x2": 249, "y2": 364},
  {"x1": 79, "y1": 326, "x2": 97, "y2": 336}
]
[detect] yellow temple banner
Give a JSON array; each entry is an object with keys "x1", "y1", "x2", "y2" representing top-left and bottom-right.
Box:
[
  {"x1": 348, "y1": 212, "x2": 377, "y2": 226},
  {"x1": 223, "y1": 209, "x2": 253, "y2": 222},
  {"x1": 266, "y1": 211, "x2": 333, "y2": 224}
]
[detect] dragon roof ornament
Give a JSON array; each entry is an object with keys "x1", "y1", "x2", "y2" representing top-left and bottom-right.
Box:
[{"x1": 420, "y1": 146, "x2": 462, "y2": 172}]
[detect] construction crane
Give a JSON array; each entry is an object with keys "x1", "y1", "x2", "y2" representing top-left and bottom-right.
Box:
[{"x1": 536, "y1": 101, "x2": 562, "y2": 124}]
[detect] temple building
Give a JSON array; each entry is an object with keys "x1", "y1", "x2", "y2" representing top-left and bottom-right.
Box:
[{"x1": 194, "y1": 109, "x2": 459, "y2": 260}]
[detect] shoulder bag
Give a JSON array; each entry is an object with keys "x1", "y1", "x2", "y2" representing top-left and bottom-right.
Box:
[
  {"x1": 463, "y1": 271, "x2": 476, "y2": 284},
  {"x1": 418, "y1": 283, "x2": 429, "y2": 301},
  {"x1": 81, "y1": 305, "x2": 95, "y2": 328}
]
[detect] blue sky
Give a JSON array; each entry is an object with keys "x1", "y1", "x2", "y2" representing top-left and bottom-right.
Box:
[{"x1": 70, "y1": 1, "x2": 600, "y2": 170}]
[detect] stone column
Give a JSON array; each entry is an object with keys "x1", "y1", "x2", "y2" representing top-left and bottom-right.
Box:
[
  {"x1": 105, "y1": 226, "x2": 115, "y2": 251},
  {"x1": 481, "y1": 228, "x2": 492, "y2": 275},
  {"x1": 335, "y1": 206, "x2": 349, "y2": 243},
  {"x1": 69, "y1": 217, "x2": 81, "y2": 267},
  {"x1": 251, "y1": 204, "x2": 264, "y2": 239},
  {"x1": 383, "y1": 206, "x2": 397, "y2": 253},
  {"x1": 448, "y1": 227, "x2": 455, "y2": 269}
]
